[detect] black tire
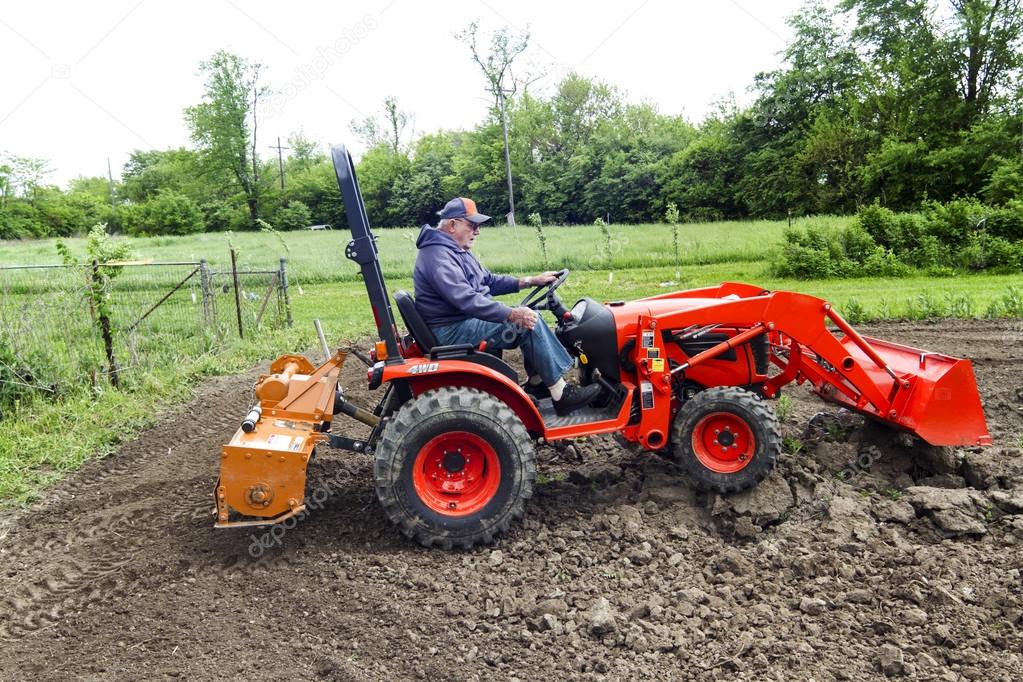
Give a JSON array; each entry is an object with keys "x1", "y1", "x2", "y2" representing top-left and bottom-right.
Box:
[
  {"x1": 373, "y1": 387, "x2": 536, "y2": 549},
  {"x1": 672, "y1": 386, "x2": 780, "y2": 493}
]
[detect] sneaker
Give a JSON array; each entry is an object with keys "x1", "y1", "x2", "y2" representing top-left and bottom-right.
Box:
[
  {"x1": 553, "y1": 382, "x2": 601, "y2": 416},
  {"x1": 522, "y1": 381, "x2": 551, "y2": 401}
]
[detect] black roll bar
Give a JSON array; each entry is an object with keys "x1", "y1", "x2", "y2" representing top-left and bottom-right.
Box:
[{"x1": 330, "y1": 144, "x2": 404, "y2": 364}]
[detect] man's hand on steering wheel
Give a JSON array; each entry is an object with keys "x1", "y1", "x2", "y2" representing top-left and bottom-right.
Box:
[
  {"x1": 519, "y1": 268, "x2": 570, "y2": 310},
  {"x1": 518, "y1": 271, "x2": 560, "y2": 289}
]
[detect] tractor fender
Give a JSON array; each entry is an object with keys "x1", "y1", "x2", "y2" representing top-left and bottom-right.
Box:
[{"x1": 379, "y1": 359, "x2": 545, "y2": 434}]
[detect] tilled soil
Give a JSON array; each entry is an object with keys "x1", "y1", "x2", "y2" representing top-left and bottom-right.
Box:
[{"x1": 1, "y1": 319, "x2": 1022, "y2": 680}]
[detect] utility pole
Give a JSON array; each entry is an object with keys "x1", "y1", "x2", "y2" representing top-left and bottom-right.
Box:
[
  {"x1": 499, "y1": 88, "x2": 516, "y2": 226},
  {"x1": 269, "y1": 137, "x2": 290, "y2": 191},
  {"x1": 106, "y1": 157, "x2": 116, "y2": 208}
]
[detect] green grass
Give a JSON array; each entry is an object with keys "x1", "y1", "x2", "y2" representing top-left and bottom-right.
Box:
[
  {"x1": 0, "y1": 216, "x2": 851, "y2": 283},
  {"x1": 0, "y1": 328, "x2": 309, "y2": 505}
]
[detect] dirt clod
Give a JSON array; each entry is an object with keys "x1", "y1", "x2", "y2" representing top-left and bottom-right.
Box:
[
  {"x1": 879, "y1": 643, "x2": 906, "y2": 676},
  {"x1": 905, "y1": 486, "x2": 991, "y2": 535},
  {"x1": 586, "y1": 597, "x2": 618, "y2": 636}
]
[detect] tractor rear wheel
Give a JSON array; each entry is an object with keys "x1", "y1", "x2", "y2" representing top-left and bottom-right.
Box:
[
  {"x1": 672, "y1": 386, "x2": 780, "y2": 493},
  {"x1": 373, "y1": 387, "x2": 536, "y2": 549}
]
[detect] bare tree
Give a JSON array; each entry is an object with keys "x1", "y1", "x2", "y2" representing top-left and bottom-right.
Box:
[
  {"x1": 350, "y1": 96, "x2": 414, "y2": 154},
  {"x1": 459, "y1": 21, "x2": 543, "y2": 225}
]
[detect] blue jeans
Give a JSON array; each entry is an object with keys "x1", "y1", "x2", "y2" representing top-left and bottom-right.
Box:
[{"x1": 432, "y1": 317, "x2": 574, "y2": 386}]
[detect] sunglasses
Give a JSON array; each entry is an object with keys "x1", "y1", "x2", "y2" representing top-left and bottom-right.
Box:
[{"x1": 458, "y1": 219, "x2": 481, "y2": 233}]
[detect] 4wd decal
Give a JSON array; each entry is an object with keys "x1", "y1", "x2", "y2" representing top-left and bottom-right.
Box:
[{"x1": 408, "y1": 363, "x2": 440, "y2": 375}]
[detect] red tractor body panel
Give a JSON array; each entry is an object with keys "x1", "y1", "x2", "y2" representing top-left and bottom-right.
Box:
[{"x1": 384, "y1": 282, "x2": 990, "y2": 448}]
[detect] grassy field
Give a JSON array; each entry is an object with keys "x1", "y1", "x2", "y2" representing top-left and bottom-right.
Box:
[
  {"x1": 1, "y1": 217, "x2": 1020, "y2": 505},
  {"x1": 0, "y1": 216, "x2": 851, "y2": 282}
]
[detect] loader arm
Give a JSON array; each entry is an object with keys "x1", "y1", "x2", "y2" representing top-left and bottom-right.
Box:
[{"x1": 639, "y1": 286, "x2": 990, "y2": 447}]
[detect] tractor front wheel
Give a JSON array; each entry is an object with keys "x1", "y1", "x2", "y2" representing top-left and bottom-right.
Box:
[
  {"x1": 373, "y1": 387, "x2": 536, "y2": 549},
  {"x1": 672, "y1": 386, "x2": 780, "y2": 493}
]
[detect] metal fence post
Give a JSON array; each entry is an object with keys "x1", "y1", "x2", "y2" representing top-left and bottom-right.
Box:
[
  {"x1": 231, "y1": 248, "x2": 244, "y2": 339},
  {"x1": 199, "y1": 258, "x2": 212, "y2": 326},
  {"x1": 279, "y1": 257, "x2": 293, "y2": 328}
]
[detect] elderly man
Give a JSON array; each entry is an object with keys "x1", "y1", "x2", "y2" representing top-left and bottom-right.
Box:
[{"x1": 413, "y1": 197, "x2": 600, "y2": 416}]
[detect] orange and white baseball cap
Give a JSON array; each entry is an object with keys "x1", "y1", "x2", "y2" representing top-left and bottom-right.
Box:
[{"x1": 437, "y1": 197, "x2": 491, "y2": 224}]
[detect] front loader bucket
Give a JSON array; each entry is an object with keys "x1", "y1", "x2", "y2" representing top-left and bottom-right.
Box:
[{"x1": 839, "y1": 336, "x2": 991, "y2": 447}]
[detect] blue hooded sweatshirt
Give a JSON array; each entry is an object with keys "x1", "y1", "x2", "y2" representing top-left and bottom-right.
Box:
[{"x1": 413, "y1": 224, "x2": 521, "y2": 327}]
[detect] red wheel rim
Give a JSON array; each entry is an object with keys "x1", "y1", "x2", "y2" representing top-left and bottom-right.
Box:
[
  {"x1": 691, "y1": 412, "x2": 756, "y2": 474},
  {"x1": 412, "y1": 431, "x2": 501, "y2": 516}
]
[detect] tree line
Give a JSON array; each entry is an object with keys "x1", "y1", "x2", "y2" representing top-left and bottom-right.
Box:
[{"x1": 1, "y1": 0, "x2": 1021, "y2": 239}]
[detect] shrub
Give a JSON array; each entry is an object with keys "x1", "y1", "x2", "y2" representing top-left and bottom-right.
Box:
[
  {"x1": 856, "y1": 202, "x2": 899, "y2": 249},
  {"x1": 663, "y1": 202, "x2": 682, "y2": 279},
  {"x1": 982, "y1": 157, "x2": 1023, "y2": 204},
  {"x1": 985, "y1": 200, "x2": 1023, "y2": 241},
  {"x1": 274, "y1": 200, "x2": 312, "y2": 231},
  {"x1": 985, "y1": 286, "x2": 1023, "y2": 318},
  {"x1": 203, "y1": 200, "x2": 249, "y2": 232},
  {"x1": 921, "y1": 198, "x2": 986, "y2": 248},
  {"x1": 904, "y1": 292, "x2": 947, "y2": 320},
  {"x1": 944, "y1": 292, "x2": 976, "y2": 318},
  {"x1": 906, "y1": 234, "x2": 947, "y2": 269},
  {"x1": 861, "y1": 246, "x2": 912, "y2": 277},
  {"x1": 0, "y1": 203, "x2": 44, "y2": 239},
  {"x1": 841, "y1": 298, "x2": 867, "y2": 324},
  {"x1": 779, "y1": 199, "x2": 1021, "y2": 280},
  {"x1": 956, "y1": 232, "x2": 1022, "y2": 271},
  {"x1": 774, "y1": 224, "x2": 864, "y2": 278},
  {"x1": 136, "y1": 191, "x2": 204, "y2": 236},
  {"x1": 664, "y1": 202, "x2": 680, "y2": 225}
]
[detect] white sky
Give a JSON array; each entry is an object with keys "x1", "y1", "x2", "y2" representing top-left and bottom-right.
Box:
[{"x1": 0, "y1": 0, "x2": 805, "y2": 187}]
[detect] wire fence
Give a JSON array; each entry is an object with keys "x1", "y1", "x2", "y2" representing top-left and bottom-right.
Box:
[{"x1": 0, "y1": 255, "x2": 292, "y2": 414}]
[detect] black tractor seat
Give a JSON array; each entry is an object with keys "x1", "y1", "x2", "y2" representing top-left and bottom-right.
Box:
[
  {"x1": 394, "y1": 290, "x2": 439, "y2": 352},
  {"x1": 393, "y1": 290, "x2": 517, "y2": 383}
]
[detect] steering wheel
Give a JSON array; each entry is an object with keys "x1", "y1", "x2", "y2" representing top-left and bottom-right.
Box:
[{"x1": 520, "y1": 268, "x2": 569, "y2": 310}]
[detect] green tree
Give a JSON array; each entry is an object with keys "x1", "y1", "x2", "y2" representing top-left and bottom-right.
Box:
[
  {"x1": 391, "y1": 132, "x2": 460, "y2": 226},
  {"x1": 353, "y1": 144, "x2": 411, "y2": 227},
  {"x1": 184, "y1": 50, "x2": 268, "y2": 228},
  {"x1": 120, "y1": 148, "x2": 208, "y2": 204},
  {"x1": 286, "y1": 129, "x2": 323, "y2": 170}
]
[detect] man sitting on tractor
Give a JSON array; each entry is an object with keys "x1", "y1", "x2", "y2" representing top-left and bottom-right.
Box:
[{"x1": 413, "y1": 197, "x2": 601, "y2": 415}]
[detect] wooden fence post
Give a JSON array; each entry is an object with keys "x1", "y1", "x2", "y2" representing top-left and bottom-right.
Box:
[
  {"x1": 91, "y1": 259, "x2": 120, "y2": 387},
  {"x1": 279, "y1": 257, "x2": 293, "y2": 328},
  {"x1": 231, "y1": 248, "x2": 243, "y2": 339},
  {"x1": 199, "y1": 259, "x2": 212, "y2": 326}
]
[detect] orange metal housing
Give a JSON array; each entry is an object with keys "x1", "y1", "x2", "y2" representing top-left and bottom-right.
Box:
[{"x1": 214, "y1": 352, "x2": 347, "y2": 528}]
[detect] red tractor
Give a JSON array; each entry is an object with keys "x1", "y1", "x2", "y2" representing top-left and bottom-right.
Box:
[{"x1": 214, "y1": 146, "x2": 991, "y2": 549}]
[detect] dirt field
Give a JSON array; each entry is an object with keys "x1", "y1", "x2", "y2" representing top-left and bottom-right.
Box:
[{"x1": 2, "y1": 320, "x2": 1021, "y2": 680}]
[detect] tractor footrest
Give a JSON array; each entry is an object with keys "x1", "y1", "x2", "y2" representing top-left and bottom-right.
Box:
[{"x1": 536, "y1": 398, "x2": 622, "y2": 428}]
